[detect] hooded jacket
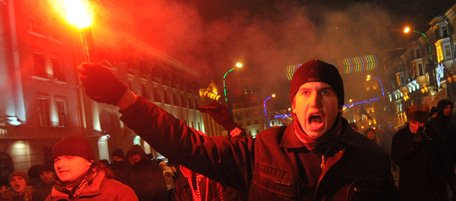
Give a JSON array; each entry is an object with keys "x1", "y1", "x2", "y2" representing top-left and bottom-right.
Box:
[
  {"x1": 124, "y1": 145, "x2": 168, "y2": 201},
  {"x1": 120, "y1": 96, "x2": 398, "y2": 201},
  {"x1": 427, "y1": 99, "x2": 456, "y2": 164}
]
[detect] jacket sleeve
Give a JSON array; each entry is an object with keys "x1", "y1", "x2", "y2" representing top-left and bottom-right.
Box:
[{"x1": 120, "y1": 96, "x2": 253, "y2": 190}]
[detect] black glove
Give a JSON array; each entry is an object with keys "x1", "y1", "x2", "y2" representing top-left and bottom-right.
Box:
[
  {"x1": 197, "y1": 101, "x2": 237, "y2": 131},
  {"x1": 77, "y1": 63, "x2": 128, "y2": 105},
  {"x1": 413, "y1": 127, "x2": 432, "y2": 144}
]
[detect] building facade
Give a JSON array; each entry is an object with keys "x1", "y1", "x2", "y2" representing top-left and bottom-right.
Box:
[{"x1": 0, "y1": 0, "x2": 207, "y2": 185}]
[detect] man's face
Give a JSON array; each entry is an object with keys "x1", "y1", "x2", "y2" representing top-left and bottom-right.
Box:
[
  {"x1": 129, "y1": 154, "x2": 142, "y2": 165},
  {"x1": 366, "y1": 131, "x2": 375, "y2": 140},
  {"x1": 10, "y1": 176, "x2": 26, "y2": 192},
  {"x1": 292, "y1": 82, "x2": 339, "y2": 139},
  {"x1": 409, "y1": 120, "x2": 425, "y2": 134},
  {"x1": 112, "y1": 156, "x2": 123, "y2": 162},
  {"x1": 40, "y1": 171, "x2": 55, "y2": 184},
  {"x1": 54, "y1": 156, "x2": 92, "y2": 182},
  {"x1": 444, "y1": 104, "x2": 452, "y2": 117}
]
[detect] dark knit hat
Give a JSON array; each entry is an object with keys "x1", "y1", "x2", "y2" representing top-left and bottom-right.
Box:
[
  {"x1": 38, "y1": 163, "x2": 54, "y2": 174},
  {"x1": 52, "y1": 136, "x2": 95, "y2": 161},
  {"x1": 364, "y1": 128, "x2": 375, "y2": 135},
  {"x1": 9, "y1": 171, "x2": 29, "y2": 184},
  {"x1": 290, "y1": 59, "x2": 344, "y2": 108},
  {"x1": 407, "y1": 104, "x2": 429, "y2": 123},
  {"x1": 111, "y1": 148, "x2": 124, "y2": 159}
]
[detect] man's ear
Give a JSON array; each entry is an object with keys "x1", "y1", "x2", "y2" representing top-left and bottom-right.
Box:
[{"x1": 291, "y1": 99, "x2": 296, "y2": 113}]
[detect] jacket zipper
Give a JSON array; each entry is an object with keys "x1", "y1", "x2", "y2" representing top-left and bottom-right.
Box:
[{"x1": 259, "y1": 174, "x2": 293, "y2": 186}]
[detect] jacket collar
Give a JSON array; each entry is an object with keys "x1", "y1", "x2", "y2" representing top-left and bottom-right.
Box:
[
  {"x1": 280, "y1": 117, "x2": 357, "y2": 149},
  {"x1": 50, "y1": 169, "x2": 106, "y2": 200}
]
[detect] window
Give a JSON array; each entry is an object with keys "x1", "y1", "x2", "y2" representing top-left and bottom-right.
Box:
[
  {"x1": 414, "y1": 48, "x2": 421, "y2": 58},
  {"x1": 164, "y1": 92, "x2": 172, "y2": 104},
  {"x1": 56, "y1": 99, "x2": 67, "y2": 127},
  {"x1": 445, "y1": 45, "x2": 451, "y2": 58},
  {"x1": 182, "y1": 94, "x2": 188, "y2": 108},
  {"x1": 246, "y1": 120, "x2": 251, "y2": 126},
  {"x1": 418, "y1": 63, "x2": 423, "y2": 76},
  {"x1": 36, "y1": 96, "x2": 51, "y2": 127},
  {"x1": 442, "y1": 26, "x2": 449, "y2": 38},
  {"x1": 51, "y1": 57, "x2": 64, "y2": 81},
  {"x1": 33, "y1": 53, "x2": 46, "y2": 78},
  {"x1": 28, "y1": 18, "x2": 44, "y2": 35},
  {"x1": 153, "y1": 86, "x2": 161, "y2": 102},
  {"x1": 141, "y1": 84, "x2": 150, "y2": 100}
]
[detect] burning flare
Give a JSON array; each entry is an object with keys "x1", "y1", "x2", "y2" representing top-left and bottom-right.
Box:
[{"x1": 53, "y1": 0, "x2": 93, "y2": 29}]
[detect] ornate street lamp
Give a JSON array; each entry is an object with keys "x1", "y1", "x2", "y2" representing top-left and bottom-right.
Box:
[
  {"x1": 264, "y1": 93, "x2": 276, "y2": 129},
  {"x1": 404, "y1": 26, "x2": 436, "y2": 88},
  {"x1": 223, "y1": 62, "x2": 243, "y2": 102}
]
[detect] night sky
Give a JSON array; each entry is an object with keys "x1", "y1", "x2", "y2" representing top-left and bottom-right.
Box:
[{"x1": 92, "y1": 0, "x2": 456, "y2": 109}]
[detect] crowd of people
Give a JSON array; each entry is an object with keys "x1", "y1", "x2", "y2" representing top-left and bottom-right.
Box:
[{"x1": 2, "y1": 59, "x2": 456, "y2": 200}]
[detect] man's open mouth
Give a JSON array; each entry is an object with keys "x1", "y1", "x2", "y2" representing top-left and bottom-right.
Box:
[{"x1": 309, "y1": 114, "x2": 323, "y2": 125}]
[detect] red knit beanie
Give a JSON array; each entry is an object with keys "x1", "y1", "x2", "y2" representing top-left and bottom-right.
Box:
[
  {"x1": 9, "y1": 171, "x2": 29, "y2": 184},
  {"x1": 290, "y1": 59, "x2": 344, "y2": 108},
  {"x1": 52, "y1": 136, "x2": 95, "y2": 161}
]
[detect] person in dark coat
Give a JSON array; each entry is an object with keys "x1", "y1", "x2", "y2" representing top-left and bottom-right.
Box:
[
  {"x1": 32, "y1": 164, "x2": 55, "y2": 201},
  {"x1": 109, "y1": 148, "x2": 128, "y2": 184},
  {"x1": 391, "y1": 104, "x2": 456, "y2": 201},
  {"x1": 124, "y1": 145, "x2": 168, "y2": 201},
  {"x1": 77, "y1": 59, "x2": 399, "y2": 200},
  {"x1": 364, "y1": 127, "x2": 382, "y2": 147},
  {"x1": 427, "y1": 99, "x2": 456, "y2": 166}
]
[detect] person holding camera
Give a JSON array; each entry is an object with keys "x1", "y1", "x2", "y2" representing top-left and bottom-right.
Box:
[{"x1": 391, "y1": 104, "x2": 456, "y2": 201}]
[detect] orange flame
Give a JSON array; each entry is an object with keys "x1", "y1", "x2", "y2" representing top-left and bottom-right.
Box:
[{"x1": 54, "y1": 0, "x2": 93, "y2": 29}]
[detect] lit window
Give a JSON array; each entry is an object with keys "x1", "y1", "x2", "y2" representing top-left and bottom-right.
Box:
[
  {"x1": 36, "y1": 96, "x2": 51, "y2": 127},
  {"x1": 56, "y1": 99, "x2": 67, "y2": 127},
  {"x1": 51, "y1": 57, "x2": 64, "y2": 81},
  {"x1": 33, "y1": 53, "x2": 47, "y2": 78}
]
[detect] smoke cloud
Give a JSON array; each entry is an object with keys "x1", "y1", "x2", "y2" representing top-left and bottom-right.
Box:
[{"x1": 90, "y1": 0, "x2": 402, "y2": 108}]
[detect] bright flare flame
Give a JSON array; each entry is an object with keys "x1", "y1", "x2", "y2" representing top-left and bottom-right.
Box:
[
  {"x1": 54, "y1": 0, "x2": 93, "y2": 29},
  {"x1": 404, "y1": 27, "x2": 410, "y2": 33}
]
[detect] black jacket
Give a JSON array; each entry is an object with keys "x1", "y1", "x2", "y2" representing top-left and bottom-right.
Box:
[
  {"x1": 391, "y1": 125, "x2": 456, "y2": 201},
  {"x1": 124, "y1": 145, "x2": 168, "y2": 201},
  {"x1": 120, "y1": 96, "x2": 398, "y2": 201}
]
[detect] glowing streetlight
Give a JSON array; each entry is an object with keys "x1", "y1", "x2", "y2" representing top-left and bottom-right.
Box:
[
  {"x1": 54, "y1": 0, "x2": 96, "y2": 62},
  {"x1": 223, "y1": 62, "x2": 243, "y2": 102},
  {"x1": 366, "y1": 75, "x2": 384, "y2": 96},
  {"x1": 264, "y1": 93, "x2": 276, "y2": 129}
]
